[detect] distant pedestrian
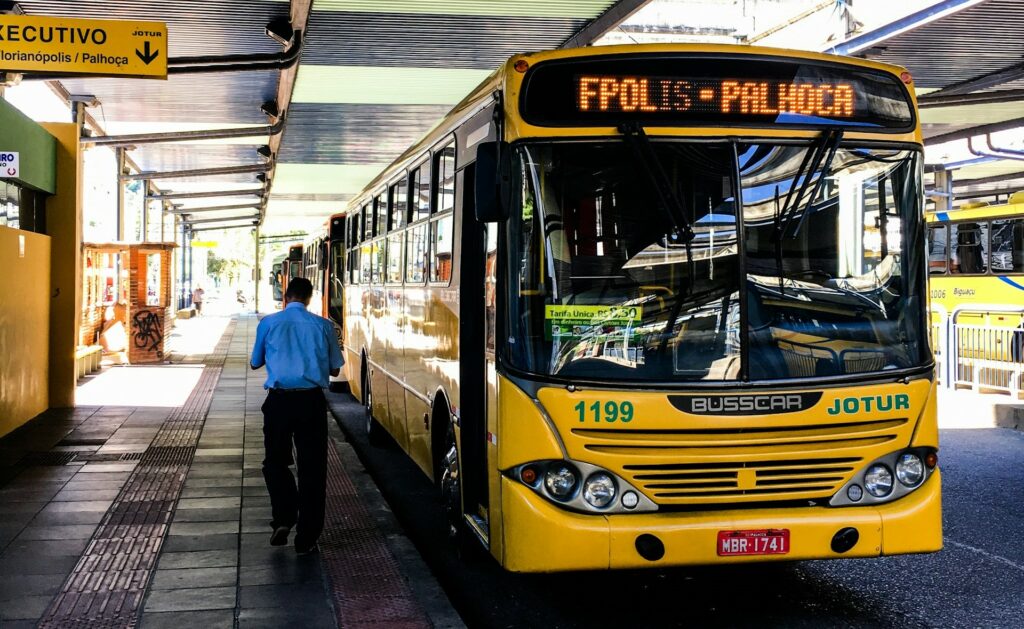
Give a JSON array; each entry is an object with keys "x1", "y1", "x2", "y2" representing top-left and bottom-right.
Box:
[
  {"x1": 250, "y1": 277, "x2": 343, "y2": 555},
  {"x1": 192, "y1": 285, "x2": 205, "y2": 315}
]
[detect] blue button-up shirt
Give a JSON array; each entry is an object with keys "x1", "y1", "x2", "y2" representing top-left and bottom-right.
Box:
[{"x1": 250, "y1": 302, "x2": 344, "y2": 390}]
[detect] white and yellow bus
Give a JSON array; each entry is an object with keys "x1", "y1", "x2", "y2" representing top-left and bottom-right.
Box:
[
  {"x1": 927, "y1": 193, "x2": 1024, "y2": 321},
  {"x1": 339, "y1": 44, "x2": 941, "y2": 571}
]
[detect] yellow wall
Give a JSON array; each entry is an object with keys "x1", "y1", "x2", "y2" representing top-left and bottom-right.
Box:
[
  {"x1": 41, "y1": 122, "x2": 82, "y2": 408},
  {"x1": 0, "y1": 228, "x2": 51, "y2": 438}
]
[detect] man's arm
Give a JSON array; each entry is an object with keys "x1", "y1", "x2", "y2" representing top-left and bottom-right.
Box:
[
  {"x1": 251, "y1": 319, "x2": 267, "y2": 369},
  {"x1": 326, "y1": 322, "x2": 344, "y2": 378}
]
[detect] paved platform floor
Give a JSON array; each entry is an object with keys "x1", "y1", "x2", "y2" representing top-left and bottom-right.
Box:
[{"x1": 0, "y1": 314, "x2": 458, "y2": 628}]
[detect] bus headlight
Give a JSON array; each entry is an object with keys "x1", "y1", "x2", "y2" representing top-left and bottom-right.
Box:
[
  {"x1": 544, "y1": 464, "x2": 578, "y2": 499},
  {"x1": 582, "y1": 473, "x2": 616, "y2": 508},
  {"x1": 510, "y1": 459, "x2": 657, "y2": 513},
  {"x1": 864, "y1": 464, "x2": 893, "y2": 497},
  {"x1": 830, "y1": 448, "x2": 936, "y2": 507},
  {"x1": 895, "y1": 453, "x2": 924, "y2": 487}
]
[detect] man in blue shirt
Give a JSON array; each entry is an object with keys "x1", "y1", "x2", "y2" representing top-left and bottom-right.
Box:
[{"x1": 250, "y1": 277, "x2": 343, "y2": 554}]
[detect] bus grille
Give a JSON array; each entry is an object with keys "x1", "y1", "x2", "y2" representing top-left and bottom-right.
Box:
[
  {"x1": 571, "y1": 418, "x2": 907, "y2": 505},
  {"x1": 624, "y1": 457, "x2": 860, "y2": 502}
]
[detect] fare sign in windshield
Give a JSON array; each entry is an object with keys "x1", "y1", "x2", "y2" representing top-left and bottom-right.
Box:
[{"x1": 0, "y1": 14, "x2": 167, "y2": 79}]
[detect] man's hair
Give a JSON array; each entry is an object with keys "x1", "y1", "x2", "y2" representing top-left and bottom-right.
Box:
[{"x1": 285, "y1": 277, "x2": 313, "y2": 301}]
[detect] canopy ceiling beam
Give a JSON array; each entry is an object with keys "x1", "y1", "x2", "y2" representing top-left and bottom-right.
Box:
[
  {"x1": 122, "y1": 163, "x2": 270, "y2": 181},
  {"x1": 147, "y1": 188, "x2": 265, "y2": 201},
  {"x1": 83, "y1": 120, "x2": 284, "y2": 147}
]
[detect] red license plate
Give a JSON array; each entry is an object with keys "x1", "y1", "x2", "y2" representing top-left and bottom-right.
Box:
[{"x1": 717, "y1": 529, "x2": 790, "y2": 556}]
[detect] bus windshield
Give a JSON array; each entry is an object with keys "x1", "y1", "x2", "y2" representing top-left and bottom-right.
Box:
[{"x1": 504, "y1": 141, "x2": 928, "y2": 382}]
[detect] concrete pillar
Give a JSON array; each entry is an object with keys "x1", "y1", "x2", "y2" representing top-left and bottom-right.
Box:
[{"x1": 40, "y1": 121, "x2": 83, "y2": 408}]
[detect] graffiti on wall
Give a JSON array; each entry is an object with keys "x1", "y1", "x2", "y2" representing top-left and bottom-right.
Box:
[{"x1": 131, "y1": 309, "x2": 163, "y2": 351}]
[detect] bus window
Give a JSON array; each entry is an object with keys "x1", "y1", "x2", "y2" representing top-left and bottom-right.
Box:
[
  {"x1": 486, "y1": 223, "x2": 498, "y2": 351},
  {"x1": 406, "y1": 223, "x2": 428, "y2": 283},
  {"x1": 390, "y1": 178, "x2": 407, "y2": 231},
  {"x1": 386, "y1": 232, "x2": 404, "y2": 284},
  {"x1": 370, "y1": 240, "x2": 383, "y2": 284},
  {"x1": 435, "y1": 143, "x2": 455, "y2": 214},
  {"x1": 430, "y1": 213, "x2": 454, "y2": 283},
  {"x1": 991, "y1": 218, "x2": 1024, "y2": 274},
  {"x1": 928, "y1": 225, "x2": 947, "y2": 274},
  {"x1": 360, "y1": 242, "x2": 372, "y2": 284},
  {"x1": 410, "y1": 162, "x2": 431, "y2": 222},
  {"x1": 375, "y1": 192, "x2": 388, "y2": 236},
  {"x1": 950, "y1": 222, "x2": 987, "y2": 274},
  {"x1": 329, "y1": 239, "x2": 345, "y2": 322},
  {"x1": 362, "y1": 204, "x2": 373, "y2": 240}
]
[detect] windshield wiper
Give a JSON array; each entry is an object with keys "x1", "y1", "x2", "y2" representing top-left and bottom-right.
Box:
[
  {"x1": 775, "y1": 129, "x2": 843, "y2": 241},
  {"x1": 618, "y1": 123, "x2": 695, "y2": 245},
  {"x1": 770, "y1": 130, "x2": 843, "y2": 292},
  {"x1": 618, "y1": 123, "x2": 698, "y2": 347}
]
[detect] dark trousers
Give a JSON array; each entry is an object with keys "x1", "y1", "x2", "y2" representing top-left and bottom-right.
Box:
[{"x1": 261, "y1": 388, "x2": 327, "y2": 545}]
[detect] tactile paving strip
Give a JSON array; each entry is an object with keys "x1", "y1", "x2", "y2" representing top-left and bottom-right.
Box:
[
  {"x1": 37, "y1": 321, "x2": 235, "y2": 629},
  {"x1": 320, "y1": 442, "x2": 432, "y2": 628}
]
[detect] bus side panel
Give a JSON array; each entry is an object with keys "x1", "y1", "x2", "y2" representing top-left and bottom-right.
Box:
[
  {"x1": 367, "y1": 284, "x2": 391, "y2": 433},
  {"x1": 402, "y1": 286, "x2": 434, "y2": 478},
  {"x1": 344, "y1": 284, "x2": 368, "y2": 400},
  {"x1": 385, "y1": 286, "x2": 408, "y2": 450}
]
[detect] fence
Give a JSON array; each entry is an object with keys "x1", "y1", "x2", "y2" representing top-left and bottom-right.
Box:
[{"x1": 933, "y1": 307, "x2": 1024, "y2": 397}]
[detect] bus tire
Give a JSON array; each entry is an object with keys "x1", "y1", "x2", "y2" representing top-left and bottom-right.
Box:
[
  {"x1": 363, "y1": 370, "x2": 385, "y2": 446},
  {"x1": 439, "y1": 421, "x2": 485, "y2": 560},
  {"x1": 440, "y1": 422, "x2": 463, "y2": 540}
]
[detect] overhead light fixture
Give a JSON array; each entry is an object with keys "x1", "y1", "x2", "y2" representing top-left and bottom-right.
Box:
[
  {"x1": 257, "y1": 145, "x2": 273, "y2": 159},
  {"x1": 265, "y1": 18, "x2": 295, "y2": 47},
  {"x1": 261, "y1": 100, "x2": 280, "y2": 119}
]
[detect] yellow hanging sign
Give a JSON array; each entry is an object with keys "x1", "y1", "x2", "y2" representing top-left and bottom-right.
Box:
[
  {"x1": 190, "y1": 241, "x2": 218, "y2": 248},
  {"x1": 0, "y1": 14, "x2": 167, "y2": 79}
]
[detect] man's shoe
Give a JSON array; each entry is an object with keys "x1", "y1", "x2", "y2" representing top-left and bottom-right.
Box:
[
  {"x1": 270, "y1": 526, "x2": 290, "y2": 546},
  {"x1": 294, "y1": 539, "x2": 319, "y2": 555}
]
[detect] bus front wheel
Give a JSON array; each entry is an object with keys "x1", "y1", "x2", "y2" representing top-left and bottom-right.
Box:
[{"x1": 440, "y1": 423, "x2": 462, "y2": 540}]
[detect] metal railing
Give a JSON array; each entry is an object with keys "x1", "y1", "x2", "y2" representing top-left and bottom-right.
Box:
[
  {"x1": 953, "y1": 324, "x2": 1024, "y2": 394},
  {"x1": 932, "y1": 306, "x2": 1024, "y2": 397}
]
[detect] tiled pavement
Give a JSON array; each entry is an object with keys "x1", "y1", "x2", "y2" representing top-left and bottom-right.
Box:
[{"x1": 0, "y1": 314, "x2": 459, "y2": 628}]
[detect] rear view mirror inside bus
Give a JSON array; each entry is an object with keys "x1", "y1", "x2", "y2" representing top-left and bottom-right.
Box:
[{"x1": 475, "y1": 140, "x2": 512, "y2": 223}]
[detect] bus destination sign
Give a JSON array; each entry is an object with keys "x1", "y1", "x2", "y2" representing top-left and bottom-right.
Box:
[
  {"x1": 576, "y1": 76, "x2": 855, "y2": 118},
  {"x1": 520, "y1": 55, "x2": 914, "y2": 131}
]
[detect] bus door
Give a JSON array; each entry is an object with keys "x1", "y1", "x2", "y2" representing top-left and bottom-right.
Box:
[{"x1": 456, "y1": 107, "x2": 498, "y2": 533}]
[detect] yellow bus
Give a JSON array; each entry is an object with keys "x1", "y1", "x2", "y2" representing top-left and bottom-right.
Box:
[
  {"x1": 927, "y1": 193, "x2": 1024, "y2": 322},
  {"x1": 339, "y1": 44, "x2": 941, "y2": 571},
  {"x1": 926, "y1": 194, "x2": 1024, "y2": 388}
]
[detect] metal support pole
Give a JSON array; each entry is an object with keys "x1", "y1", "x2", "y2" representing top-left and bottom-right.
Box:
[
  {"x1": 142, "y1": 182, "x2": 150, "y2": 242},
  {"x1": 115, "y1": 147, "x2": 126, "y2": 241},
  {"x1": 188, "y1": 235, "x2": 194, "y2": 306},
  {"x1": 180, "y1": 222, "x2": 188, "y2": 309},
  {"x1": 933, "y1": 170, "x2": 953, "y2": 213},
  {"x1": 254, "y1": 226, "x2": 261, "y2": 314}
]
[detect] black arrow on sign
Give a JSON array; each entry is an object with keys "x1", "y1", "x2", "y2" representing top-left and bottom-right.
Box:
[{"x1": 135, "y1": 41, "x2": 159, "y2": 65}]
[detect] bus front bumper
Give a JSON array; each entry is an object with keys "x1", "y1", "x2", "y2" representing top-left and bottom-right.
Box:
[{"x1": 499, "y1": 470, "x2": 942, "y2": 572}]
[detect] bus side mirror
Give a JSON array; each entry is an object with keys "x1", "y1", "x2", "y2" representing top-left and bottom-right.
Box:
[{"x1": 474, "y1": 140, "x2": 511, "y2": 223}]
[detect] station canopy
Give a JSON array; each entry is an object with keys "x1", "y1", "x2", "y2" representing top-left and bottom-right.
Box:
[{"x1": 2, "y1": 0, "x2": 643, "y2": 234}]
